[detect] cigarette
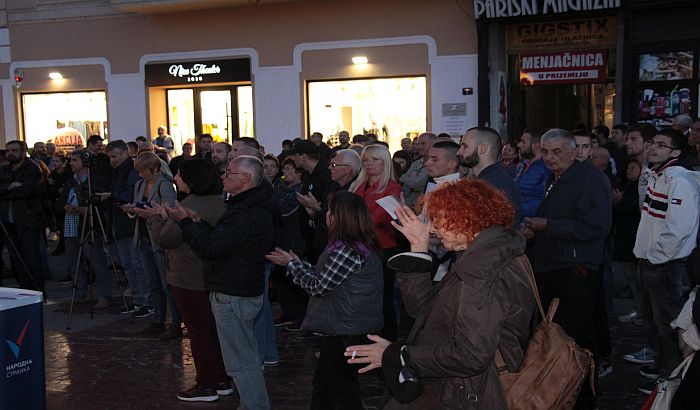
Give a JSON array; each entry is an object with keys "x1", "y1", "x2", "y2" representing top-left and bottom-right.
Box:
[{"x1": 351, "y1": 351, "x2": 357, "y2": 360}]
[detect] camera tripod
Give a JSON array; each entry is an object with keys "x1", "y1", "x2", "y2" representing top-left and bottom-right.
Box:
[{"x1": 66, "y1": 168, "x2": 131, "y2": 330}]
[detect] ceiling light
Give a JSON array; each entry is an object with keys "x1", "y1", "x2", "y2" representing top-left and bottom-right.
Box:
[
  {"x1": 49, "y1": 72, "x2": 63, "y2": 80},
  {"x1": 352, "y1": 56, "x2": 368, "y2": 65}
]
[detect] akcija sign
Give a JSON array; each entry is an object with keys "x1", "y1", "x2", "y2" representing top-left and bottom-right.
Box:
[
  {"x1": 145, "y1": 58, "x2": 251, "y2": 86},
  {"x1": 519, "y1": 50, "x2": 607, "y2": 85},
  {"x1": 475, "y1": 0, "x2": 620, "y2": 20}
]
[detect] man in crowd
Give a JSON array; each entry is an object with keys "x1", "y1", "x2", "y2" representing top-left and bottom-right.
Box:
[
  {"x1": 516, "y1": 128, "x2": 550, "y2": 218},
  {"x1": 672, "y1": 114, "x2": 692, "y2": 136},
  {"x1": 400, "y1": 132, "x2": 437, "y2": 207},
  {"x1": 458, "y1": 126, "x2": 522, "y2": 224},
  {"x1": 633, "y1": 128, "x2": 700, "y2": 394},
  {"x1": 31, "y1": 142, "x2": 50, "y2": 166},
  {"x1": 169, "y1": 143, "x2": 192, "y2": 177},
  {"x1": 331, "y1": 131, "x2": 350, "y2": 155},
  {"x1": 574, "y1": 132, "x2": 594, "y2": 163},
  {"x1": 310, "y1": 132, "x2": 332, "y2": 161},
  {"x1": 0, "y1": 140, "x2": 47, "y2": 292},
  {"x1": 277, "y1": 139, "x2": 293, "y2": 165},
  {"x1": 608, "y1": 124, "x2": 628, "y2": 183},
  {"x1": 153, "y1": 126, "x2": 175, "y2": 162},
  {"x1": 197, "y1": 134, "x2": 213, "y2": 162},
  {"x1": 212, "y1": 142, "x2": 232, "y2": 178},
  {"x1": 626, "y1": 124, "x2": 656, "y2": 209},
  {"x1": 591, "y1": 146, "x2": 613, "y2": 180},
  {"x1": 171, "y1": 155, "x2": 276, "y2": 410},
  {"x1": 291, "y1": 139, "x2": 332, "y2": 265},
  {"x1": 101, "y1": 140, "x2": 150, "y2": 317},
  {"x1": 400, "y1": 137, "x2": 413, "y2": 154},
  {"x1": 522, "y1": 129, "x2": 611, "y2": 409}
]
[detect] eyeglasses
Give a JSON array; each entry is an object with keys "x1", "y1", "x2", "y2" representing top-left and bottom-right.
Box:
[
  {"x1": 224, "y1": 169, "x2": 249, "y2": 177},
  {"x1": 651, "y1": 141, "x2": 677, "y2": 150},
  {"x1": 329, "y1": 162, "x2": 350, "y2": 168}
]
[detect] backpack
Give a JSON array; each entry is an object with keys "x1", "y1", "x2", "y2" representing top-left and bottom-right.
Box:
[{"x1": 495, "y1": 257, "x2": 595, "y2": 410}]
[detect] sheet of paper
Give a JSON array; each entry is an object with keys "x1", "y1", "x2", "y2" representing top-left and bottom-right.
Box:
[{"x1": 376, "y1": 195, "x2": 401, "y2": 219}]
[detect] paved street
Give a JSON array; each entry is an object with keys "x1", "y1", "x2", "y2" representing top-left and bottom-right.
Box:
[{"x1": 5, "y1": 248, "x2": 651, "y2": 409}]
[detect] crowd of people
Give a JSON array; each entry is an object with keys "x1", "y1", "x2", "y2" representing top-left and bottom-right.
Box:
[{"x1": 0, "y1": 115, "x2": 699, "y2": 409}]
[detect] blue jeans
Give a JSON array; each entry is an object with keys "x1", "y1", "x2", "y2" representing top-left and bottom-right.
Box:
[
  {"x1": 114, "y1": 237, "x2": 147, "y2": 306},
  {"x1": 153, "y1": 249, "x2": 181, "y2": 327},
  {"x1": 254, "y1": 263, "x2": 278, "y2": 363},
  {"x1": 210, "y1": 292, "x2": 270, "y2": 410},
  {"x1": 65, "y1": 236, "x2": 111, "y2": 299},
  {"x1": 137, "y1": 237, "x2": 161, "y2": 320}
]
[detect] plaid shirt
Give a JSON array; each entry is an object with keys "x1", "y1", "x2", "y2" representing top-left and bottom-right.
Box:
[
  {"x1": 63, "y1": 174, "x2": 87, "y2": 238},
  {"x1": 287, "y1": 243, "x2": 367, "y2": 297}
]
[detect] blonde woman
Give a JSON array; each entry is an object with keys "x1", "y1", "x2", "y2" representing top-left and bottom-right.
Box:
[{"x1": 349, "y1": 144, "x2": 402, "y2": 341}]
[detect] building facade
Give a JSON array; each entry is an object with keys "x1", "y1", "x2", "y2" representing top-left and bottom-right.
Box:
[{"x1": 0, "y1": 0, "x2": 479, "y2": 153}]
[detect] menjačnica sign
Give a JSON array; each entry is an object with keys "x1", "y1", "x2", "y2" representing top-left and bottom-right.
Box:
[{"x1": 474, "y1": 0, "x2": 621, "y2": 20}]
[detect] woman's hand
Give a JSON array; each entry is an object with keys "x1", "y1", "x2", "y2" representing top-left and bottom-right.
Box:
[
  {"x1": 391, "y1": 206, "x2": 430, "y2": 253},
  {"x1": 265, "y1": 247, "x2": 299, "y2": 266},
  {"x1": 164, "y1": 201, "x2": 198, "y2": 222},
  {"x1": 132, "y1": 205, "x2": 159, "y2": 219},
  {"x1": 150, "y1": 202, "x2": 169, "y2": 220},
  {"x1": 345, "y1": 334, "x2": 391, "y2": 374}
]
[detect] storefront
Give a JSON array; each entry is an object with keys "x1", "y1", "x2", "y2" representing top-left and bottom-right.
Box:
[
  {"x1": 145, "y1": 58, "x2": 253, "y2": 152},
  {"x1": 475, "y1": 0, "x2": 622, "y2": 138}
]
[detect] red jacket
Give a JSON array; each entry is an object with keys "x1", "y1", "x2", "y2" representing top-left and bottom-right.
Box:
[{"x1": 354, "y1": 179, "x2": 402, "y2": 250}]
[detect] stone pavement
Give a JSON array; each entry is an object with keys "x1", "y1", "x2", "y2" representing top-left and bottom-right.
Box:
[{"x1": 4, "y1": 247, "x2": 655, "y2": 409}]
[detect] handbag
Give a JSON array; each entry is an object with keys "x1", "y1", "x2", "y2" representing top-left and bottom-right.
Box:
[{"x1": 648, "y1": 352, "x2": 695, "y2": 410}]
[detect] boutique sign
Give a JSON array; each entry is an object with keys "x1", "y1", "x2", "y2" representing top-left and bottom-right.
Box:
[
  {"x1": 145, "y1": 58, "x2": 251, "y2": 86},
  {"x1": 519, "y1": 49, "x2": 608, "y2": 85},
  {"x1": 475, "y1": 0, "x2": 621, "y2": 20}
]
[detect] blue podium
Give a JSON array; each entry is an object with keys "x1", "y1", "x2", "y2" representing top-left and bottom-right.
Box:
[{"x1": 0, "y1": 288, "x2": 45, "y2": 410}]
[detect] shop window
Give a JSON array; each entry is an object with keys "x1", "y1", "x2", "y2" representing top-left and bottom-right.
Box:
[
  {"x1": 167, "y1": 89, "x2": 195, "y2": 152},
  {"x1": 22, "y1": 91, "x2": 107, "y2": 151},
  {"x1": 238, "y1": 86, "x2": 254, "y2": 138},
  {"x1": 200, "y1": 90, "x2": 233, "y2": 142},
  {"x1": 307, "y1": 77, "x2": 426, "y2": 152}
]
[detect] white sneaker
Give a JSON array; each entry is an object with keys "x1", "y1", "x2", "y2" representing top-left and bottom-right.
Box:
[
  {"x1": 47, "y1": 231, "x2": 59, "y2": 242},
  {"x1": 623, "y1": 347, "x2": 655, "y2": 364},
  {"x1": 618, "y1": 311, "x2": 638, "y2": 323}
]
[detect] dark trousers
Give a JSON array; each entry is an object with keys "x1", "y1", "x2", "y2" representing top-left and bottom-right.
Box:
[
  {"x1": 536, "y1": 267, "x2": 599, "y2": 406},
  {"x1": 592, "y1": 269, "x2": 612, "y2": 359},
  {"x1": 311, "y1": 335, "x2": 368, "y2": 410},
  {"x1": 171, "y1": 285, "x2": 228, "y2": 388},
  {"x1": 271, "y1": 265, "x2": 308, "y2": 323},
  {"x1": 5, "y1": 223, "x2": 44, "y2": 292},
  {"x1": 639, "y1": 259, "x2": 685, "y2": 377},
  {"x1": 381, "y1": 248, "x2": 398, "y2": 342}
]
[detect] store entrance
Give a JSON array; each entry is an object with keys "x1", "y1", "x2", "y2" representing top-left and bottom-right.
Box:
[{"x1": 166, "y1": 85, "x2": 253, "y2": 148}]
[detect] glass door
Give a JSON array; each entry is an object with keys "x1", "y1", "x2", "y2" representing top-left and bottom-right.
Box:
[
  {"x1": 167, "y1": 89, "x2": 195, "y2": 153},
  {"x1": 200, "y1": 90, "x2": 233, "y2": 143}
]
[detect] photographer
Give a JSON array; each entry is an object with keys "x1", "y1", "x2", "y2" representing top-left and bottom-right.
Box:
[
  {"x1": 59, "y1": 150, "x2": 112, "y2": 309},
  {"x1": 0, "y1": 140, "x2": 48, "y2": 292}
]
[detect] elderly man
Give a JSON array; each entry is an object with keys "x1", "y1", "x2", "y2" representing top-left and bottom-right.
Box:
[
  {"x1": 399, "y1": 132, "x2": 437, "y2": 207},
  {"x1": 458, "y1": 127, "x2": 523, "y2": 224},
  {"x1": 522, "y1": 128, "x2": 611, "y2": 409},
  {"x1": 168, "y1": 156, "x2": 277, "y2": 409},
  {"x1": 153, "y1": 126, "x2": 175, "y2": 162},
  {"x1": 671, "y1": 114, "x2": 693, "y2": 136}
]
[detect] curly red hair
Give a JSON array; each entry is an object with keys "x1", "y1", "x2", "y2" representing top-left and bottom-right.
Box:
[{"x1": 426, "y1": 179, "x2": 514, "y2": 242}]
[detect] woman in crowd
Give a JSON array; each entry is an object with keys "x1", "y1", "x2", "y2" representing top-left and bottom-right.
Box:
[
  {"x1": 346, "y1": 179, "x2": 536, "y2": 409},
  {"x1": 392, "y1": 150, "x2": 412, "y2": 180},
  {"x1": 613, "y1": 160, "x2": 643, "y2": 325},
  {"x1": 263, "y1": 154, "x2": 282, "y2": 188},
  {"x1": 270, "y1": 158, "x2": 308, "y2": 327},
  {"x1": 349, "y1": 144, "x2": 402, "y2": 341},
  {"x1": 145, "y1": 159, "x2": 231, "y2": 402},
  {"x1": 500, "y1": 140, "x2": 520, "y2": 178},
  {"x1": 127, "y1": 152, "x2": 180, "y2": 337},
  {"x1": 266, "y1": 191, "x2": 383, "y2": 410}
]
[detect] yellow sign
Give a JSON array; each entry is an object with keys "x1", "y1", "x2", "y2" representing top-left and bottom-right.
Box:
[{"x1": 507, "y1": 17, "x2": 617, "y2": 52}]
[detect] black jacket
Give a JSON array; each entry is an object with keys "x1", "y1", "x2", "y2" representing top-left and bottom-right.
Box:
[
  {"x1": 0, "y1": 158, "x2": 48, "y2": 230},
  {"x1": 180, "y1": 185, "x2": 280, "y2": 297},
  {"x1": 300, "y1": 160, "x2": 332, "y2": 261},
  {"x1": 526, "y1": 161, "x2": 612, "y2": 272},
  {"x1": 109, "y1": 158, "x2": 141, "y2": 240}
]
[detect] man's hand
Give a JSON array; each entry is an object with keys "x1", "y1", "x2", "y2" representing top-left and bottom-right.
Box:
[
  {"x1": 523, "y1": 217, "x2": 547, "y2": 231},
  {"x1": 64, "y1": 204, "x2": 78, "y2": 214},
  {"x1": 95, "y1": 192, "x2": 111, "y2": 202},
  {"x1": 8, "y1": 182, "x2": 22, "y2": 189},
  {"x1": 612, "y1": 189, "x2": 622, "y2": 205}
]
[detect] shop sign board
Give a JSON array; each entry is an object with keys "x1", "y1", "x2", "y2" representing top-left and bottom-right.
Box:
[
  {"x1": 145, "y1": 58, "x2": 251, "y2": 86},
  {"x1": 519, "y1": 49, "x2": 607, "y2": 85},
  {"x1": 475, "y1": 0, "x2": 621, "y2": 20},
  {"x1": 50, "y1": 127, "x2": 84, "y2": 152},
  {"x1": 507, "y1": 17, "x2": 617, "y2": 52}
]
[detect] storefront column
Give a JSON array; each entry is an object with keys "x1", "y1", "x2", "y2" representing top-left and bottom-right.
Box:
[
  {"x1": 106, "y1": 73, "x2": 147, "y2": 140},
  {"x1": 1, "y1": 79, "x2": 15, "y2": 142},
  {"x1": 430, "y1": 55, "x2": 478, "y2": 136},
  {"x1": 253, "y1": 65, "x2": 301, "y2": 152}
]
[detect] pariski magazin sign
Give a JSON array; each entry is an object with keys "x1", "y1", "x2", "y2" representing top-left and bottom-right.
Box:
[{"x1": 475, "y1": 0, "x2": 621, "y2": 20}]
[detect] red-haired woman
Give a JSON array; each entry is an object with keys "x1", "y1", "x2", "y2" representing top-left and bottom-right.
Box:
[
  {"x1": 345, "y1": 179, "x2": 537, "y2": 409},
  {"x1": 349, "y1": 144, "x2": 402, "y2": 341}
]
